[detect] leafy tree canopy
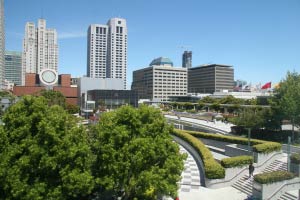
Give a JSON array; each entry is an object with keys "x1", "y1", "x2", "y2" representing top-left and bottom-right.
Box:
[
  {"x1": 271, "y1": 71, "x2": 300, "y2": 128},
  {"x1": 0, "y1": 95, "x2": 95, "y2": 199},
  {"x1": 40, "y1": 90, "x2": 66, "y2": 108},
  {"x1": 91, "y1": 105, "x2": 185, "y2": 200}
]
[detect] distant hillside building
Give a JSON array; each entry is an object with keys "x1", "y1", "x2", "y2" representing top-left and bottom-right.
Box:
[
  {"x1": 132, "y1": 57, "x2": 187, "y2": 102},
  {"x1": 5, "y1": 51, "x2": 22, "y2": 86},
  {"x1": 188, "y1": 64, "x2": 234, "y2": 94}
]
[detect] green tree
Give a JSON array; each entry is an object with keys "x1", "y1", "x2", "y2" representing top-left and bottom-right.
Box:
[
  {"x1": 0, "y1": 96, "x2": 95, "y2": 199},
  {"x1": 230, "y1": 108, "x2": 265, "y2": 129},
  {"x1": 65, "y1": 103, "x2": 80, "y2": 114},
  {"x1": 271, "y1": 71, "x2": 300, "y2": 141},
  {"x1": 40, "y1": 90, "x2": 66, "y2": 108},
  {"x1": 91, "y1": 105, "x2": 185, "y2": 200}
]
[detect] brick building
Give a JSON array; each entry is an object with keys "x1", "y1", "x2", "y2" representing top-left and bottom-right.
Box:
[{"x1": 13, "y1": 72, "x2": 77, "y2": 105}]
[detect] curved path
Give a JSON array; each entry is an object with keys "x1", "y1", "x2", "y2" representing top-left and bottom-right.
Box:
[{"x1": 178, "y1": 145, "x2": 202, "y2": 192}]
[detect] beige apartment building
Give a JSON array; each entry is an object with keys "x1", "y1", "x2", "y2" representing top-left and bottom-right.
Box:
[{"x1": 132, "y1": 57, "x2": 187, "y2": 102}]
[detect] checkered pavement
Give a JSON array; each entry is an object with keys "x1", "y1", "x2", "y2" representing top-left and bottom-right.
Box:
[{"x1": 179, "y1": 145, "x2": 202, "y2": 193}]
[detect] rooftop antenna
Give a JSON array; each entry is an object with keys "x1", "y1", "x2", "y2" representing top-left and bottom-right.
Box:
[{"x1": 179, "y1": 45, "x2": 192, "y2": 52}]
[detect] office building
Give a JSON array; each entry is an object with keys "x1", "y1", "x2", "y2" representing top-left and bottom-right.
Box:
[
  {"x1": 132, "y1": 57, "x2": 187, "y2": 102},
  {"x1": 87, "y1": 18, "x2": 127, "y2": 89},
  {"x1": 188, "y1": 64, "x2": 234, "y2": 94},
  {"x1": 22, "y1": 19, "x2": 58, "y2": 85},
  {"x1": 87, "y1": 89, "x2": 138, "y2": 109},
  {"x1": 0, "y1": 0, "x2": 5, "y2": 89},
  {"x1": 182, "y1": 51, "x2": 192, "y2": 68},
  {"x1": 5, "y1": 51, "x2": 22, "y2": 86}
]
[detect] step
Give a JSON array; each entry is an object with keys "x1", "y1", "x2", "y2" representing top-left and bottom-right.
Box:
[
  {"x1": 232, "y1": 185, "x2": 252, "y2": 195},
  {"x1": 279, "y1": 192, "x2": 298, "y2": 200}
]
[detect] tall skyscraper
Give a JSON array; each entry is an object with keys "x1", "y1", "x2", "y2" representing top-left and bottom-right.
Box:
[
  {"x1": 87, "y1": 24, "x2": 108, "y2": 78},
  {"x1": 182, "y1": 51, "x2": 192, "y2": 68},
  {"x1": 5, "y1": 51, "x2": 22, "y2": 86},
  {"x1": 87, "y1": 18, "x2": 127, "y2": 89},
  {"x1": 22, "y1": 19, "x2": 58, "y2": 85},
  {"x1": 0, "y1": 0, "x2": 5, "y2": 89}
]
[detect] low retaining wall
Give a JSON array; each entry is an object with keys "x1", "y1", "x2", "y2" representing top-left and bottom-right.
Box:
[
  {"x1": 253, "y1": 177, "x2": 300, "y2": 200},
  {"x1": 205, "y1": 166, "x2": 248, "y2": 189},
  {"x1": 225, "y1": 144, "x2": 249, "y2": 157},
  {"x1": 254, "y1": 151, "x2": 282, "y2": 168},
  {"x1": 291, "y1": 163, "x2": 300, "y2": 176},
  {"x1": 200, "y1": 138, "x2": 231, "y2": 150}
]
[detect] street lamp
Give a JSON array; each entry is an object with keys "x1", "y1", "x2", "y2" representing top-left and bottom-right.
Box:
[{"x1": 247, "y1": 128, "x2": 252, "y2": 156}]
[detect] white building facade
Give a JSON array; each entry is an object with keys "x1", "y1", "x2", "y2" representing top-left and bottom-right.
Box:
[
  {"x1": 132, "y1": 57, "x2": 188, "y2": 102},
  {"x1": 87, "y1": 24, "x2": 108, "y2": 78},
  {"x1": 87, "y1": 18, "x2": 127, "y2": 89},
  {"x1": 22, "y1": 19, "x2": 58, "y2": 85}
]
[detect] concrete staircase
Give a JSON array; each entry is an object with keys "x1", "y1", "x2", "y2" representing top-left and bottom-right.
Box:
[
  {"x1": 278, "y1": 192, "x2": 298, "y2": 200},
  {"x1": 232, "y1": 175, "x2": 254, "y2": 196},
  {"x1": 231, "y1": 159, "x2": 288, "y2": 198}
]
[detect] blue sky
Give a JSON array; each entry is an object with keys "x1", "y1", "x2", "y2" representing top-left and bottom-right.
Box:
[{"x1": 5, "y1": 0, "x2": 300, "y2": 87}]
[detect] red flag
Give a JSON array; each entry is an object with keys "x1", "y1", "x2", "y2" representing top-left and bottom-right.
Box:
[{"x1": 261, "y1": 82, "x2": 271, "y2": 89}]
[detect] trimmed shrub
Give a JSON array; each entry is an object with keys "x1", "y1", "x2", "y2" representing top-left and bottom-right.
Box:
[
  {"x1": 291, "y1": 153, "x2": 300, "y2": 164},
  {"x1": 254, "y1": 171, "x2": 295, "y2": 184},
  {"x1": 183, "y1": 130, "x2": 281, "y2": 154},
  {"x1": 252, "y1": 142, "x2": 281, "y2": 153},
  {"x1": 221, "y1": 156, "x2": 253, "y2": 168},
  {"x1": 173, "y1": 130, "x2": 225, "y2": 179}
]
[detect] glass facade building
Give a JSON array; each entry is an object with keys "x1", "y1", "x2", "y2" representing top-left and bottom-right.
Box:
[
  {"x1": 5, "y1": 51, "x2": 22, "y2": 85},
  {"x1": 87, "y1": 89, "x2": 138, "y2": 109},
  {"x1": 182, "y1": 51, "x2": 192, "y2": 68}
]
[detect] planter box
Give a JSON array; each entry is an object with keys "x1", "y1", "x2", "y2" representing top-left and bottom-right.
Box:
[
  {"x1": 254, "y1": 151, "x2": 281, "y2": 166},
  {"x1": 290, "y1": 163, "x2": 300, "y2": 176},
  {"x1": 206, "y1": 166, "x2": 247, "y2": 189},
  {"x1": 253, "y1": 177, "x2": 300, "y2": 200}
]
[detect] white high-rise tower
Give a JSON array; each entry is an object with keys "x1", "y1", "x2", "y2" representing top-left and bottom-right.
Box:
[
  {"x1": 87, "y1": 18, "x2": 127, "y2": 89},
  {"x1": 0, "y1": 0, "x2": 5, "y2": 89},
  {"x1": 87, "y1": 24, "x2": 108, "y2": 78},
  {"x1": 22, "y1": 19, "x2": 58, "y2": 85}
]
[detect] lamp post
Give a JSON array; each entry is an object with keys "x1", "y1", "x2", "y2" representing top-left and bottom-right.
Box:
[
  {"x1": 287, "y1": 136, "x2": 291, "y2": 172},
  {"x1": 247, "y1": 128, "x2": 251, "y2": 156}
]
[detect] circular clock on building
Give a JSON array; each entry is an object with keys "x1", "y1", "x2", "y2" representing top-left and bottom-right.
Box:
[{"x1": 39, "y1": 69, "x2": 58, "y2": 86}]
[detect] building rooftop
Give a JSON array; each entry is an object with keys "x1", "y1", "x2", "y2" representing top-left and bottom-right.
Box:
[
  {"x1": 150, "y1": 57, "x2": 173, "y2": 67},
  {"x1": 192, "y1": 64, "x2": 233, "y2": 69}
]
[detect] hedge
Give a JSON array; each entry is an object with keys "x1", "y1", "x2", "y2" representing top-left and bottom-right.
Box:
[
  {"x1": 291, "y1": 153, "x2": 300, "y2": 164},
  {"x1": 221, "y1": 156, "x2": 253, "y2": 168},
  {"x1": 173, "y1": 130, "x2": 225, "y2": 179},
  {"x1": 252, "y1": 142, "x2": 282, "y2": 153},
  {"x1": 183, "y1": 130, "x2": 281, "y2": 154},
  {"x1": 254, "y1": 171, "x2": 295, "y2": 184}
]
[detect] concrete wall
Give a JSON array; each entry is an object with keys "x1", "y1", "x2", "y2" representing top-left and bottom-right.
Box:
[
  {"x1": 225, "y1": 144, "x2": 249, "y2": 157},
  {"x1": 253, "y1": 177, "x2": 300, "y2": 200},
  {"x1": 205, "y1": 166, "x2": 248, "y2": 189},
  {"x1": 290, "y1": 163, "x2": 300, "y2": 176},
  {"x1": 78, "y1": 77, "x2": 123, "y2": 95}
]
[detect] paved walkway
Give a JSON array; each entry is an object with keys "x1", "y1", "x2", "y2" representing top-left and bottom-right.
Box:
[
  {"x1": 165, "y1": 114, "x2": 233, "y2": 134},
  {"x1": 178, "y1": 145, "x2": 247, "y2": 200}
]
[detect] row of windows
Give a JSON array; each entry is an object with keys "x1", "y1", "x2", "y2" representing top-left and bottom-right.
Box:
[{"x1": 96, "y1": 27, "x2": 107, "y2": 34}]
